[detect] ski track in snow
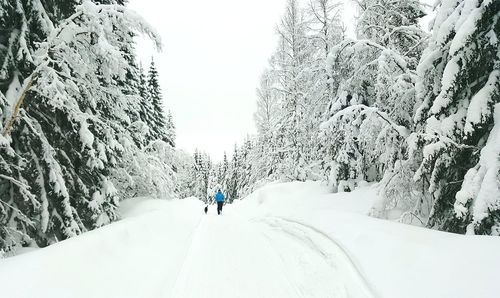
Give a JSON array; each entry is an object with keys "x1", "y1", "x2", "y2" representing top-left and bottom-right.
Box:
[
  {"x1": 165, "y1": 213, "x2": 300, "y2": 297},
  {"x1": 165, "y1": 212, "x2": 376, "y2": 298},
  {"x1": 167, "y1": 214, "x2": 206, "y2": 297},
  {"x1": 255, "y1": 216, "x2": 378, "y2": 298},
  {"x1": 168, "y1": 215, "x2": 206, "y2": 297}
]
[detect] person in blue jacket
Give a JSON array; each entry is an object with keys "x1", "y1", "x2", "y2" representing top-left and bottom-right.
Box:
[{"x1": 215, "y1": 189, "x2": 225, "y2": 215}]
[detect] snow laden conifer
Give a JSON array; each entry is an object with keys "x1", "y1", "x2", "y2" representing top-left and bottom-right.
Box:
[
  {"x1": 147, "y1": 59, "x2": 173, "y2": 146},
  {"x1": 219, "y1": 151, "x2": 229, "y2": 193},
  {"x1": 108, "y1": 33, "x2": 177, "y2": 203},
  {"x1": 192, "y1": 150, "x2": 213, "y2": 202},
  {"x1": 411, "y1": 0, "x2": 500, "y2": 234},
  {"x1": 172, "y1": 150, "x2": 197, "y2": 199},
  {"x1": 0, "y1": 92, "x2": 35, "y2": 250},
  {"x1": 166, "y1": 110, "x2": 176, "y2": 147},
  {"x1": 0, "y1": 0, "x2": 165, "y2": 251},
  {"x1": 236, "y1": 138, "x2": 255, "y2": 196},
  {"x1": 0, "y1": 0, "x2": 80, "y2": 253},
  {"x1": 0, "y1": 0, "x2": 72, "y2": 96},
  {"x1": 226, "y1": 145, "x2": 240, "y2": 202},
  {"x1": 132, "y1": 64, "x2": 154, "y2": 142}
]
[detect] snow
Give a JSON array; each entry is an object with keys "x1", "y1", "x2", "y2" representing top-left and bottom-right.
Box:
[
  {"x1": 433, "y1": 0, "x2": 463, "y2": 45},
  {"x1": 4, "y1": 71, "x2": 22, "y2": 114},
  {"x1": 0, "y1": 182, "x2": 499, "y2": 298},
  {"x1": 430, "y1": 55, "x2": 460, "y2": 115},
  {"x1": 465, "y1": 70, "x2": 500, "y2": 134},
  {"x1": 486, "y1": 28, "x2": 498, "y2": 46},
  {"x1": 79, "y1": 119, "x2": 95, "y2": 149},
  {"x1": 89, "y1": 191, "x2": 104, "y2": 211},
  {"x1": 449, "y1": 0, "x2": 482, "y2": 56},
  {"x1": 457, "y1": 103, "x2": 500, "y2": 231},
  {"x1": 236, "y1": 182, "x2": 500, "y2": 298},
  {"x1": 31, "y1": 0, "x2": 55, "y2": 33},
  {"x1": 0, "y1": 198, "x2": 204, "y2": 298}
]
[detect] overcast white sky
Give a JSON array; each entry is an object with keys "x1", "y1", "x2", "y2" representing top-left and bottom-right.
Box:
[{"x1": 128, "y1": 0, "x2": 357, "y2": 161}]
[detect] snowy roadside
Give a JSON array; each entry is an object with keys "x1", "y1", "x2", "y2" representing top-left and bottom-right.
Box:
[
  {"x1": 231, "y1": 181, "x2": 500, "y2": 298},
  {"x1": 0, "y1": 198, "x2": 205, "y2": 298}
]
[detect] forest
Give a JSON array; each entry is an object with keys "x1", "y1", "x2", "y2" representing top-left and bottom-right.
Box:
[
  {"x1": 0, "y1": 0, "x2": 499, "y2": 254},
  {"x1": 181, "y1": 0, "x2": 500, "y2": 237}
]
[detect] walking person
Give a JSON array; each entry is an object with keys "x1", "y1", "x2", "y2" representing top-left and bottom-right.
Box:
[{"x1": 215, "y1": 189, "x2": 225, "y2": 215}]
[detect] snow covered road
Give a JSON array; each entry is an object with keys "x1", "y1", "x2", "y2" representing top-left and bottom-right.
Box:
[{"x1": 0, "y1": 197, "x2": 375, "y2": 298}]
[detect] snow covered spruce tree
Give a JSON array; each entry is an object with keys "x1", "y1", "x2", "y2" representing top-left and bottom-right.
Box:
[
  {"x1": 146, "y1": 59, "x2": 173, "y2": 146},
  {"x1": 111, "y1": 60, "x2": 178, "y2": 202},
  {"x1": 129, "y1": 63, "x2": 154, "y2": 143},
  {"x1": 0, "y1": 0, "x2": 166, "y2": 251},
  {"x1": 107, "y1": 48, "x2": 179, "y2": 202},
  {"x1": 166, "y1": 110, "x2": 176, "y2": 147},
  {"x1": 192, "y1": 150, "x2": 213, "y2": 202},
  {"x1": 171, "y1": 149, "x2": 197, "y2": 199},
  {"x1": 218, "y1": 151, "x2": 230, "y2": 194},
  {"x1": 0, "y1": 0, "x2": 88, "y2": 251},
  {"x1": 235, "y1": 138, "x2": 255, "y2": 197},
  {"x1": 411, "y1": 0, "x2": 500, "y2": 234},
  {"x1": 319, "y1": 0, "x2": 427, "y2": 192},
  {"x1": 225, "y1": 145, "x2": 241, "y2": 202},
  {"x1": 0, "y1": 92, "x2": 35, "y2": 250}
]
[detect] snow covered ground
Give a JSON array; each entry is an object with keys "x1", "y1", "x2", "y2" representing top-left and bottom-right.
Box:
[
  {"x1": 236, "y1": 182, "x2": 500, "y2": 298},
  {"x1": 0, "y1": 182, "x2": 499, "y2": 298}
]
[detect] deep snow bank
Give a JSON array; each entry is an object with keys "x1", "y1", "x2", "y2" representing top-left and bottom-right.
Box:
[
  {"x1": 0, "y1": 197, "x2": 204, "y2": 298},
  {"x1": 231, "y1": 181, "x2": 500, "y2": 298}
]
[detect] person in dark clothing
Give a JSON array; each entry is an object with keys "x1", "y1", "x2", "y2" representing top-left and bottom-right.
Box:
[{"x1": 214, "y1": 189, "x2": 225, "y2": 215}]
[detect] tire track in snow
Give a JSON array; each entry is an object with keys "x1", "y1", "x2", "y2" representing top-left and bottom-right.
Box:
[
  {"x1": 167, "y1": 214, "x2": 304, "y2": 298},
  {"x1": 255, "y1": 216, "x2": 379, "y2": 298},
  {"x1": 258, "y1": 227, "x2": 311, "y2": 297},
  {"x1": 164, "y1": 214, "x2": 205, "y2": 298}
]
